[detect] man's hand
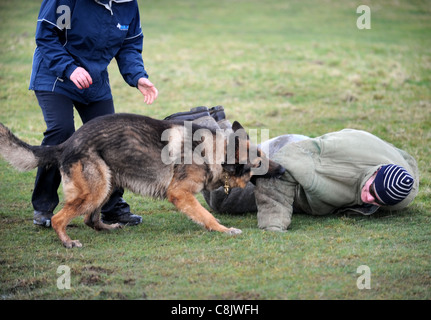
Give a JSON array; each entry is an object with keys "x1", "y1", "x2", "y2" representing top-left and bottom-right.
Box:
[
  {"x1": 137, "y1": 78, "x2": 158, "y2": 105},
  {"x1": 69, "y1": 67, "x2": 93, "y2": 89}
]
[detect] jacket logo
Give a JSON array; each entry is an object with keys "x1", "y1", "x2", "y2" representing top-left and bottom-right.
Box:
[{"x1": 116, "y1": 23, "x2": 129, "y2": 31}]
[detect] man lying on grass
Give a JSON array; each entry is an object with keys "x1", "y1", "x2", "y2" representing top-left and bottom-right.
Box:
[{"x1": 165, "y1": 106, "x2": 419, "y2": 231}]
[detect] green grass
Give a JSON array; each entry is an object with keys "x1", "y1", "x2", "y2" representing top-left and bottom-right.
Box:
[{"x1": 0, "y1": 0, "x2": 430, "y2": 300}]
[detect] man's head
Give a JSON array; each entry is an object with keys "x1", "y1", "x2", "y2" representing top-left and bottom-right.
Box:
[{"x1": 361, "y1": 164, "x2": 414, "y2": 206}]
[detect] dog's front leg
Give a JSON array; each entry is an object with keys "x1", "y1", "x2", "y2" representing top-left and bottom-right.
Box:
[{"x1": 166, "y1": 187, "x2": 242, "y2": 235}]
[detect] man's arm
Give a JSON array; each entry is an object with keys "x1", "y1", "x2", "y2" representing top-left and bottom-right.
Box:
[
  {"x1": 115, "y1": 5, "x2": 148, "y2": 87},
  {"x1": 115, "y1": 6, "x2": 158, "y2": 104},
  {"x1": 35, "y1": 0, "x2": 78, "y2": 79},
  {"x1": 255, "y1": 176, "x2": 296, "y2": 231},
  {"x1": 202, "y1": 183, "x2": 258, "y2": 214}
]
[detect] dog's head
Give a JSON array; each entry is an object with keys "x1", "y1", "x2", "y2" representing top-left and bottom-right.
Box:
[{"x1": 222, "y1": 121, "x2": 285, "y2": 189}]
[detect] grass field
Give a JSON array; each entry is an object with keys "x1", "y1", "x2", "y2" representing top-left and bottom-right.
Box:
[{"x1": 0, "y1": 0, "x2": 430, "y2": 300}]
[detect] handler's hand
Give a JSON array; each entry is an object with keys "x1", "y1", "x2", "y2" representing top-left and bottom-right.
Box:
[
  {"x1": 137, "y1": 78, "x2": 158, "y2": 105},
  {"x1": 70, "y1": 67, "x2": 93, "y2": 90}
]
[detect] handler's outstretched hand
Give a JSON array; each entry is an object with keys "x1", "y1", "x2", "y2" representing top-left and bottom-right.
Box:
[{"x1": 138, "y1": 78, "x2": 158, "y2": 105}]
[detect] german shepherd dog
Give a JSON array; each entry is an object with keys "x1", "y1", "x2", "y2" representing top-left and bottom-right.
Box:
[{"x1": 0, "y1": 113, "x2": 285, "y2": 248}]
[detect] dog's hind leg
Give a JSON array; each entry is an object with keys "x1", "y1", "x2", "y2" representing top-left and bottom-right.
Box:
[
  {"x1": 84, "y1": 210, "x2": 121, "y2": 231},
  {"x1": 166, "y1": 181, "x2": 242, "y2": 235}
]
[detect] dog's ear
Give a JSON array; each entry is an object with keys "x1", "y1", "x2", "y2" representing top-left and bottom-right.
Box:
[
  {"x1": 232, "y1": 121, "x2": 244, "y2": 133},
  {"x1": 232, "y1": 121, "x2": 249, "y2": 140}
]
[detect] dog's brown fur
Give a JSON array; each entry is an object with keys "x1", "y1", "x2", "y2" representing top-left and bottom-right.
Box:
[{"x1": 0, "y1": 113, "x2": 285, "y2": 248}]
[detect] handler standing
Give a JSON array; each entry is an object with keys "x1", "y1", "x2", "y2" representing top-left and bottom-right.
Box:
[{"x1": 29, "y1": 0, "x2": 158, "y2": 227}]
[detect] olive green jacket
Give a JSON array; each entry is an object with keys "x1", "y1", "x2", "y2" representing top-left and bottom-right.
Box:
[{"x1": 255, "y1": 129, "x2": 419, "y2": 231}]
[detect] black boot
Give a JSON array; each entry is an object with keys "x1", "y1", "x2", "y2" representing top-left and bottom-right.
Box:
[
  {"x1": 209, "y1": 105, "x2": 226, "y2": 121},
  {"x1": 209, "y1": 105, "x2": 232, "y2": 131},
  {"x1": 164, "y1": 106, "x2": 211, "y2": 121},
  {"x1": 102, "y1": 198, "x2": 142, "y2": 226},
  {"x1": 33, "y1": 210, "x2": 53, "y2": 228}
]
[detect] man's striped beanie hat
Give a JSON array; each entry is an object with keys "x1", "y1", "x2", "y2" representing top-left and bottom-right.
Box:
[{"x1": 373, "y1": 164, "x2": 414, "y2": 206}]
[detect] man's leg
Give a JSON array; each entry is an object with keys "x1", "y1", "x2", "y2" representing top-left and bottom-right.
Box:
[
  {"x1": 74, "y1": 99, "x2": 142, "y2": 226},
  {"x1": 32, "y1": 91, "x2": 76, "y2": 227}
]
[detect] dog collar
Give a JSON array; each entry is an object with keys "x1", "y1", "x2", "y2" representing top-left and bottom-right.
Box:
[{"x1": 224, "y1": 173, "x2": 230, "y2": 195}]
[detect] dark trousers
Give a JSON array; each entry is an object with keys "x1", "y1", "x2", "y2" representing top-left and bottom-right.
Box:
[{"x1": 32, "y1": 91, "x2": 124, "y2": 215}]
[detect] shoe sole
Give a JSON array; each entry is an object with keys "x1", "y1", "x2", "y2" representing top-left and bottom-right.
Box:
[
  {"x1": 102, "y1": 216, "x2": 143, "y2": 226},
  {"x1": 33, "y1": 219, "x2": 51, "y2": 228}
]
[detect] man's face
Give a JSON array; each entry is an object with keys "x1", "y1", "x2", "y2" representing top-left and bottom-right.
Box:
[{"x1": 361, "y1": 170, "x2": 384, "y2": 206}]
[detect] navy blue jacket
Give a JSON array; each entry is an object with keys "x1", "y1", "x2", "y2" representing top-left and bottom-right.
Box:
[{"x1": 29, "y1": 0, "x2": 149, "y2": 104}]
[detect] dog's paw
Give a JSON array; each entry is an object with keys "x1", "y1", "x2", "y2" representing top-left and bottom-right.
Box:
[
  {"x1": 225, "y1": 227, "x2": 242, "y2": 236},
  {"x1": 63, "y1": 240, "x2": 83, "y2": 249}
]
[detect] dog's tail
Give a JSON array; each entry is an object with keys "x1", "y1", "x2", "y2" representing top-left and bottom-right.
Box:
[{"x1": 0, "y1": 123, "x2": 60, "y2": 171}]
